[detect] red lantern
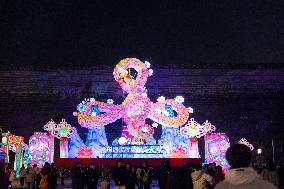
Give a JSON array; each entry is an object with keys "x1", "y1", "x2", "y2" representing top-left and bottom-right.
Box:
[{"x1": 190, "y1": 137, "x2": 198, "y2": 142}]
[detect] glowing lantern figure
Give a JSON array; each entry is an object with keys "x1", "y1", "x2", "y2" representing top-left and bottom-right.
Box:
[
  {"x1": 205, "y1": 133, "x2": 230, "y2": 170},
  {"x1": 44, "y1": 119, "x2": 57, "y2": 163},
  {"x1": 73, "y1": 58, "x2": 190, "y2": 140},
  {"x1": 180, "y1": 118, "x2": 206, "y2": 158},
  {"x1": 29, "y1": 132, "x2": 51, "y2": 167},
  {"x1": 8, "y1": 134, "x2": 28, "y2": 177},
  {"x1": 238, "y1": 138, "x2": 254, "y2": 151},
  {"x1": 51, "y1": 119, "x2": 77, "y2": 158},
  {"x1": 77, "y1": 146, "x2": 93, "y2": 158}
]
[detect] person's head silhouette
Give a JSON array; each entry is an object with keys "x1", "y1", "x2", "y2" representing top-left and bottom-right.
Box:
[{"x1": 226, "y1": 144, "x2": 252, "y2": 169}]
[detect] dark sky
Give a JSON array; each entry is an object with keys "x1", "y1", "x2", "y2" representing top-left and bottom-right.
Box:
[{"x1": 1, "y1": 1, "x2": 284, "y2": 67}]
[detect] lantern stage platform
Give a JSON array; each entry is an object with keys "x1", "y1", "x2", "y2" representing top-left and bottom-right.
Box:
[{"x1": 54, "y1": 158, "x2": 201, "y2": 167}]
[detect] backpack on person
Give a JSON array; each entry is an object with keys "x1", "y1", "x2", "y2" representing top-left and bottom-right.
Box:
[
  {"x1": 39, "y1": 173, "x2": 49, "y2": 189},
  {"x1": 136, "y1": 168, "x2": 142, "y2": 180},
  {"x1": 9, "y1": 171, "x2": 16, "y2": 182},
  {"x1": 143, "y1": 169, "x2": 150, "y2": 182}
]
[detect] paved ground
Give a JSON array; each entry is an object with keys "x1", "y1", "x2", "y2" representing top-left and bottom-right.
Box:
[
  {"x1": 12, "y1": 178, "x2": 284, "y2": 189},
  {"x1": 12, "y1": 178, "x2": 160, "y2": 189}
]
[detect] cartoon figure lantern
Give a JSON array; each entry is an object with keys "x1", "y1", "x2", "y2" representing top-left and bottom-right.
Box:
[{"x1": 29, "y1": 132, "x2": 51, "y2": 167}]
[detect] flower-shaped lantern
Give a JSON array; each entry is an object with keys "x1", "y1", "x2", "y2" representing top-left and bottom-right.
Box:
[{"x1": 202, "y1": 120, "x2": 216, "y2": 134}]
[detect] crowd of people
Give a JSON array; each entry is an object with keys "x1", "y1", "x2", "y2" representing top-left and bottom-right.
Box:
[
  {"x1": 2, "y1": 162, "x2": 57, "y2": 189},
  {"x1": 71, "y1": 160, "x2": 152, "y2": 189},
  {"x1": 0, "y1": 144, "x2": 283, "y2": 189}
]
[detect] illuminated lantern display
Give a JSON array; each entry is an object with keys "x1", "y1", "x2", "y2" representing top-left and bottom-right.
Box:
[
  {"x1": 69, "y1": 58, "x2": 234, "y2": 158},
  {"x1": 180, "y1": 118, "x2": 206, "y2": 158},
  {"x1": 51, "y1": 119, "x2": 77, "y2": 158},
  {"x1": 73, "y1": 58, "x2": 190, "y2": 141},
  {"x1": 29, "y1": 132, "x2": 51, "y2": 167},
  {"x1": 8, "y1": 134, "x2": 28, "y2": 177},
  {"x1": 74, "y1": 58, "x2": 189, "y2": 139},
  {"x1": 69, "y1": 58, "x2": 194, "y2": 158},
  {"x1": 77, "y1": 146, "x2": 93, "y2": 158},
  {"x1": 204, "y1": 133, "x2": 230, "y2": 170},
  {"x1": 238, "y1": 138, "x2": 254, "y2": 151},
  {"x1": 44, "y1": 119, "x2": 57, "y2": 163}
]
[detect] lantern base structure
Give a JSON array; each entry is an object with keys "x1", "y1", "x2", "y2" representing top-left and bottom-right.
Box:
[
  {"x1": 69, "y1": 126, "x2": 201, "y2": 158},
  {"x1": 188, "y1": 140, "x2": 201, "y2": 158},
  {"x1": 15, "y1": 145, "x2": 23, "y2": 177},
  {"x1": 55, "y1": 157, "x2": 202, "y2": 167},
  {"x1": 60, "y1": 138, "x2": 69, "y2": 158},
  {"x1": 50, "y1": 136, "x2": 54, "y2": 163}
]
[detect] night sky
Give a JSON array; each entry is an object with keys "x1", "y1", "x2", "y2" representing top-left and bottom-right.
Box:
[
  {"x1": 1, "y1": 1, "x2": 284, "y2": 67},
  {"x1": 1, "y1": 1, "x2": 284, "y2": 160}
]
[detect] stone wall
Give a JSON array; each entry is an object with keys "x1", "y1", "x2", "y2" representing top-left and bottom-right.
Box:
[{"x1": 0, "y1": 66, "x2": 283, "y2": 161}]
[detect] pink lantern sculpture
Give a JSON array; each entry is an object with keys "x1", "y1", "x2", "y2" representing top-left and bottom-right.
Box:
[
  {"x1": 51, "y1": 119, "x2": 77, "y2": 158},
  {"x1": 29, "y1": 132, "x2": 51, "y2": 167},
  {"x1": 73, "y1": 58, "x2": 190, "y2": 140}
]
